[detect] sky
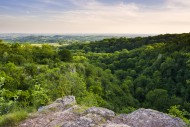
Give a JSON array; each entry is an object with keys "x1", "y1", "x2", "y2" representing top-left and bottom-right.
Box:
[{"x1": 0, "y1": 0, "x2": 190, "y2": 34}]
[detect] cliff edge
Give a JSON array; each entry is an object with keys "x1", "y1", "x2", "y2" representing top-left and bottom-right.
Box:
[{"x1": 18, "y1": 96, "x2": 187, "y2": 127}]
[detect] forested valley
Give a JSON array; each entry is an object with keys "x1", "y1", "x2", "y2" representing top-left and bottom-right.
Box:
[{"x1": 0, "y1": 33, "x2": 190, "y2": 126}]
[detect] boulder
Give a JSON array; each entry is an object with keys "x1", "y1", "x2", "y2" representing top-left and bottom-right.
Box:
[
  {"x1": 38, "y1": 95, "x2": 76, "y2": 112},
  {"x1": 113, "y1": 108, "x2": 187, "y2": 127},
  {"x1": 56, "y1": 95, "x2": 76, "y2": 106}
]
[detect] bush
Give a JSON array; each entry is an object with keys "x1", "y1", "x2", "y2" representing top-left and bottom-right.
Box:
[
  {"x1": 120, "y1": 106, "x2": 136, "y2": 114},
  {"x1": 168, "y1": 105, "x2": 190, "y2": 125},
  {"x1": 0, "y1": 97, "x2": 15, "y2": 115}
]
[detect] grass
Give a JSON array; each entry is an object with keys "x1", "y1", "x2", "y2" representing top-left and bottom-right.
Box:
[
  {"x1": 73, "y1": 105, "x2": 89, "y2": 114},
  {"x1": 0, "y1": 106, "x2": 37, "y2": 127},
  {"x1": 0, "y1": 110, "x2": 28, "y2": 127}
]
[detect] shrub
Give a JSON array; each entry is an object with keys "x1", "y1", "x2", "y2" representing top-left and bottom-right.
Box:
[{"x1": 168, "y1": 105, "x2": 190, "y2": 125}]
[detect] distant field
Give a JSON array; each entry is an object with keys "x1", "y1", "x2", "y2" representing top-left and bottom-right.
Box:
[{"x1": 31, "y1": 43, "x2": 68, "y2": 47}]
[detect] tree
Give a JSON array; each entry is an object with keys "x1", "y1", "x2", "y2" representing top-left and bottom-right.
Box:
[
  {"x1": 30, "y1": 85, "x2": 50, "y2": 108},
  {"x1": 144, "y1": 89, "x2": 169, "y2": 111},
  {"x1": 0, "y1": 41, "x2": 10, "y2": 59},
  {"x1": 58, "y1": 48, "x2": 72, "y2": 61},
  {"x1": 32, "y1": 45, "x2": 55, "y2": 63}
]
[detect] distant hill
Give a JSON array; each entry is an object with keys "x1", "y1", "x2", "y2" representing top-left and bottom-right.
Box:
[{"x1": 0, "y1": 33, "x2": 152, "y2": 44}]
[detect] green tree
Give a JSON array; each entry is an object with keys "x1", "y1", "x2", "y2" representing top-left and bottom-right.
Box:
[
  {"x1": 30, "y1": 85, "x2": 50, "y2": 108},
  {"x1": 144, "y1": 89, "x2": 170, "y2": 111},
  {"x1": 58, "y1": 48, "x2": 72, "y2": 61}
]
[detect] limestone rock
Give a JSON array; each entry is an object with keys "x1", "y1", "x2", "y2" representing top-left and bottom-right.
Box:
[
  {"x1": 62, "y1": 114, "x2": 96, "y2": 127},
  {"x1": 62, "y1": 111, "x2": 108, "y2": 127},
  {"x1": 56, "y1": 95, "x2": 76, "y2": 106},
  {"x1": 38, "y1": 95, "x2": 76, "y2": 112},
  {"x1": 19, "y1": 96, "x2": 187, "y2": 127},
  {"x1": 112, "y1": 108, "x2": 187, "y2": 127},
  {"x1": 85, "y1": 107, "x2": 115, "y2": 119},
  {"x1": 103, "y1": 123, "x2": 130, "y2": 127},
  {"x1": 20, "y1": 105, "x2": 79, "y2": 127}
]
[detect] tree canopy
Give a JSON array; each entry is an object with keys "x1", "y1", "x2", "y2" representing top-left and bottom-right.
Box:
[{"x1": 0, "y1": 33, "x2": 190, "y2": 124}]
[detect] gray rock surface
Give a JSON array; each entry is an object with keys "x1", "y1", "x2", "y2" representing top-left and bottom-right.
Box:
[
  {"x1": 85, "y1": 107, "x2": 115, "y2": 119},
  {"x1": 112, "y1": 108, "x2": 187, "y2": 127},
  {"x1": 62, "y1": 113, "x2": 104, "y2": 127},
  {"x1": 56, "y1": 95, "x2": 76, "y2": 105},
  {"x1": 103, "y1": 123, "x2": 130, "y2": 127},
  {"x1": 19, "y1": 96, "x2": 187, "y2": 127},
  {"x1": 38, "y1": 95, "x2": 76, "y2": 112}
]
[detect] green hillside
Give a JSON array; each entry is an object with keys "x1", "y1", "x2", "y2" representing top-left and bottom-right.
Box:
[{"x1": 0, "y1": 33, "x2": 190, "y2": 126}]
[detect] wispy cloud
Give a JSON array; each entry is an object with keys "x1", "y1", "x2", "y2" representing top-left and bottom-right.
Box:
[
  {"x1": 0, "y1": 0, "x2": 190, "y2": 33},
  {"x1": 166, "y1": 0, "x2": 190, "y2": 9}
]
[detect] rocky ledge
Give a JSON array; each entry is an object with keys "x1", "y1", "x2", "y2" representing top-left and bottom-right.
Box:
[{"x1": 19, "y1": 96, "x2": 187, "y2": 127}]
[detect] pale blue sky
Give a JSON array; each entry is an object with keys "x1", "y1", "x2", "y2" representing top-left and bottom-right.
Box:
[{"x1": 0, "y1": 0, "x2": 190, "y2": 34}]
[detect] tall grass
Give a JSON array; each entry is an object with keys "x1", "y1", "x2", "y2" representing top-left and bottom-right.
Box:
[{"x1": 0, "y1": 107, "x2": 36, "y2": 127}]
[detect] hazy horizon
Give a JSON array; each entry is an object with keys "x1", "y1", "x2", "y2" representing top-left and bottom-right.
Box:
[
  {"x1": 0, "y1": 33, "x2": 155, "y2": 35},
  {"x1": 1, "y1": 0, "x2": 190, "y2": 34}
]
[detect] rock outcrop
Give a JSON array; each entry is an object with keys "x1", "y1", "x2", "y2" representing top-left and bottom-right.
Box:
[
  {"x1": 85, "y1": 107, "x2": 115, "y2": 119},
  {"x1": 19, "y1": 96, "x2": 187, "y2": 127},
  {"x1": 38, "y1": 95, "x2": 76, "y2": 112},
  {"x1": 112, "y1": 108, "x2": 187, "y2": 127}
]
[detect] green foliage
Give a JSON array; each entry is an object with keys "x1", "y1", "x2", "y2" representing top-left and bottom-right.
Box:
[
  {"x1": 168, "y1": 105, "x2": 190, "y2": 125},
  {"x1": 0, "y1": 33, "x2": 190, "y2": 125},
  {"x1": 69, "y1": 33, "x2": 190, "y2": 115},
  {"x1": 58, "y1": 48, "x2": 72, "y2": 61},
  {"x1": 0, "y1": 97, "x2": 15, "y2": 115},
  {"x1": 80, "y1": 93, "x2": 99, "y2": 107},
  {"x1": 73, "y1": 56, "x2": 88, "y2": 63},
  {"x1": 66, "y1": 33, "x2": 190, "y2": 53},
  {"x1": 30, "y1": 85, "x2": 50, "y2": 108},
  {"x1": 0, "y1": 110, "x2": 28, "y2": 127},
  {"x1": 120, "y1": 106, "x2": 136, "y2": 114},
  {"x1": 73, "y1": 105, "x2": 89, "y2": 114},
  {"x1": 144, "y1": 89, "x2": 169, "y2": 111},
  {"x1": 0, "y1": 77, "x2": 5, "y2": 88}
]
